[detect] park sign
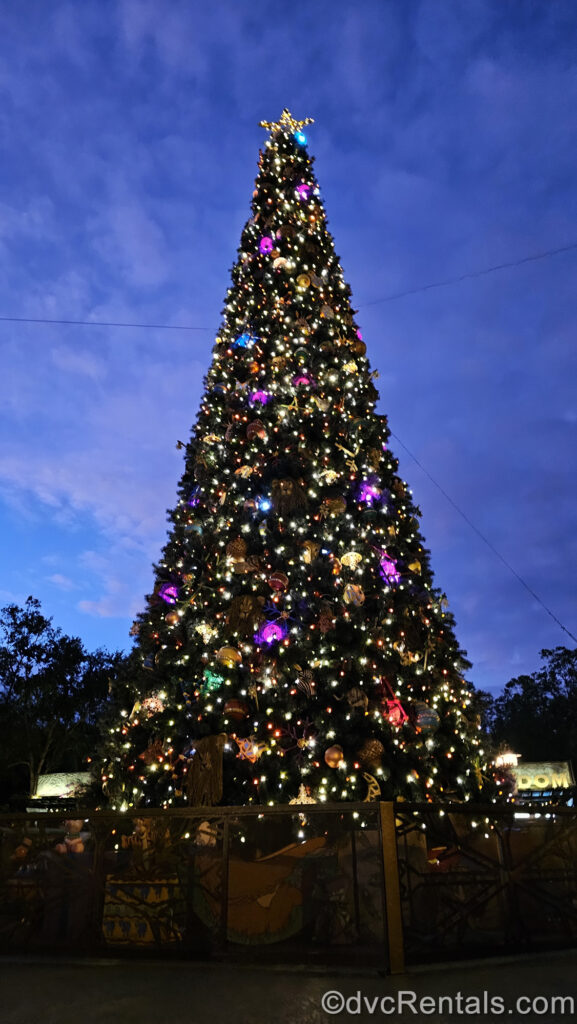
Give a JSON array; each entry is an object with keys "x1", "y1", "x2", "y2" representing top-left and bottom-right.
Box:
[{"x1": 511, "y1": 761, "x2": 574, "y2": 793}]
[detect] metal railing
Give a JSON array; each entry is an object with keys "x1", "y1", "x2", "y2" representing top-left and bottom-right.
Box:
[{"x1": 2, "y1": 802, "x2": 577, "y2": 970}]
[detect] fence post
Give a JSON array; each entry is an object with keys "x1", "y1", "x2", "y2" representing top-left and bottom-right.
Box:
[{"x1": 379, "y1": 801, "x2": 405, "y2": 974}]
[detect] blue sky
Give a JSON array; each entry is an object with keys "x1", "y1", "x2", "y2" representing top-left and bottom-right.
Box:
[{"x1": 0, "y1": 0, "x2": 576, "y2": 693}]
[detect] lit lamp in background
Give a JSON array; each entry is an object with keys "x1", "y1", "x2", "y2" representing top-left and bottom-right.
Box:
[{"x1": 495, "y1": 750, "x2": 520, "y2": 769}]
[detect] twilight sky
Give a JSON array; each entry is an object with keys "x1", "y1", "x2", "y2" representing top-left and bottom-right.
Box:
[{"x1": 1, "y1": 0, "x2": 576, "y2": 694}]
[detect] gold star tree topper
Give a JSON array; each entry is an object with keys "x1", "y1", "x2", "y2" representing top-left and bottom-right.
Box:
[{"x1": 259, "y1": 108, "x2": 314, "y2": 135}]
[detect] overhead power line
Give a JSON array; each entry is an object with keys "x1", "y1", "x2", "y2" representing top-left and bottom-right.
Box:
[
  {"x1": 390, "y1": 431, "x2": 577, "y2": 646},
  {"x1": 0, "y1": 239, "x2": 575, "y2": 333}
]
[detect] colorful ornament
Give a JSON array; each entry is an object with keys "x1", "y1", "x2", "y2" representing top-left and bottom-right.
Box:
[
  {"x1": 341, "y1": 550, "x2": 362, "y2": 569},
  {"x1": 410, "y1": 702, "x2": 440, "y2": 734},
  {"x1": 216, "y1": 646, "x2": 242, "y2": 667},
  {"x1": 358, "y1": 479, "x2": 381, "y2": 505},
  {"x1": 294, "y1": 131, "x2": 307, "y2": 146},
  {"x1": 384, "y1": 699, "x2": 408, "y2": 728},
  {"x1": 165, "y1": 611, "x2": 180, "y2": 626},
  {"x1": 292, "y1": 372, "x2": 315, "y2": 387},
  {"x1": 268, "y1": 571, "x2": 289, "y2": 591},
  {"x1": 324, "y1": 745, "x2": 344, "y2": 768},
  {"x1": 224, "y1": 698, "x2": 249, "y2": 720},
  {"x1": 379, "y1": 553, "x2": 401, "y2": 585},
  {"x1": 234, "y1": 736, "x2": 267, "y2": 762},
  {"x1": 295, "y1": 669, "x2": 315, "y2": 697},
  {"x1": 254, "y1": 620, "x2": 288, "y2": 645},
  {"x1": 226, "y1": 537, "x2": 248, "y2": 562},
  {"x1": 201, "y1": 670, "x2": 224, "y2": 694},
  {"x1": 363, "y1": 772, "x2": 381, "y2": 802},
  {"x1": 295, "y1": 182, "x2": 311, "y2": 201},
  {"x1": 247, "y1": 420, "x2": 267, "y2": 440},
  {"x1": 140, "y1": 694, "x2": 165, "y2": 718},
  {"x1": 296, "y1": 274, "x2": 311, "y2": 290},
  {"x1": 158, "y1": 583, "x2": 179, "y2": 605},
  {"x1": 259, "y1": 236, "x2": 274, "y2": 254},
  {"x1": 302, "y1": 540, "x2": 320, "y2": 563},
  {"x1": 271, "y1": 477, "x2": 308, "y2": 515},
  {"x1": 343, "y1": 583, "x2": 365, "y2": 606},
  {"x1": 195, "y1": 622, "x2": 217, "y2": 643},
  {"x1": 249, "y1": 390, "x2": 270, "y2": 405},
  {"x1": 232, "y1": 332, "x2": 254, "y2": 349},
  {"x1": 320, "y1": 496, "x2": 347, "y2": 517}
]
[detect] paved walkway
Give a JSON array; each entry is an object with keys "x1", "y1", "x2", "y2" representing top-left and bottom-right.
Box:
[{"x1": 1, "y1": 950, "x2": 576, "y2": 1023}]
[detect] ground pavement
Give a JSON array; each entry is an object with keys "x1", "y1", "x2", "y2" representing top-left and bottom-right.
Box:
[{"x1": 1, "y1": 949, "x2": 576, "y2": 1024}]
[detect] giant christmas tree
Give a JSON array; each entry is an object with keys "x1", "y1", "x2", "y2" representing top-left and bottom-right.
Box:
[{"x1": 102, "y1": 110, "x2": 489, "y2": 810}]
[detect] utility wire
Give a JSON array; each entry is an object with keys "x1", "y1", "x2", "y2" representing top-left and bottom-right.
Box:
[
  {"x1": 390, "y1": 431, "x2": 577, "y2": 645},
  {"x1": 0, "y1": 315, "x2": 211, "y2": 331},
  {"x1": 1, "y1": 242, "x2": 575, "y2": 643},
  {"x1": 362, "y1": 241, "x2": 577, "y2": 307},
  {"x1": 0, "y1": 239, "x2": 575, "y2": 333}
]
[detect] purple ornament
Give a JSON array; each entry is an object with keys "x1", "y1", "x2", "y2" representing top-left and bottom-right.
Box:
[
  {"x1": 188, "y1": 486, "x2": 201, "y2": 508},
  {"x1": 292, "y1": 373, "x2": 316, "y2": 387},
  {"x1": 295, "y1": 183, "x2": 311, "y2": 202},
  {"x1": 379, "y1": 553, "x2": 400, "y2": 585},
  {"x1": 358, "y1": 479, "x2": 381, "y2": 505},
  {"x1": 259, "y1": 236, "x2": 274, "y2": 254},
  {"x1": 356, "y1": 329, "x2": 363, "y2": 341},
  {"x1": 249, "y1": 390, "x2": 270, "y2": 406},
  {"x1": 158, "y1": 583, "x2": 179, "y2": 605},
  {"x1": 254, "y1": 620, "x2": 288, "y2": 646}
]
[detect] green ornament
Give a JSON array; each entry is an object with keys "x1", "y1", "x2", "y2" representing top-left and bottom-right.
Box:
[{"x1": 201, "y1": 669, "x2": 225, "y2": 694}]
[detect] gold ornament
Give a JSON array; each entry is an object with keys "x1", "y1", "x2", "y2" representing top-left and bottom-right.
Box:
[
  {"x1": 408, "y1": 559, "x2": 422, "y2": 574},
  {"x1": 216, "y1": 646, "x2": 242, "y2": 667},
  {"x1": 226, "y1": 537, "x2": 248, "y2": 562},
  {"x1": 296, "y1": 274, "x2": 311, "y2": 290},
  {"x1": 363, "y1": 772, "x2": 381, "y2": 802},
  {"x1": 324, "y1": 744, "x2": 344, "y2": 768},
  {"x1": 259, "y1": 108, "x2": 314, "y2": 135},
  {"x1": 357, "y1": 739, "x2": 385, "y2": 772},
  {"x1": 195, "y1": 622, "x2": 217, "y2": 643},
  {"x1": 234, "y1": 465, "x2": 254, "y2": 478},
  {"x1": 341, "y1": 551, "x2": 362, "y2": 569},
  {"x1": 343, "y1": 360, "x2": 358, "y2": 373}
]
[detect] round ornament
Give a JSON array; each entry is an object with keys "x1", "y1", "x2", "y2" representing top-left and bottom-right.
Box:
[
  {"x1": 353, "y1": 340, "x2": 367, "y2": 356},
  {"x1": 294, "y1": 347, "x2": 309, "y2": 364},
  {"x1": 343, "y1": 583, "x2": 365, "y2": 606},
  {"x1": 273, "y1": 256, "x2": 289, "y2": 270},
  {"x1": 224, "y1": 698, "x2": 249, "y2": 720},
  {"x1": 268, "y1": 571, "x2": 289, "y2": 591},
  {"x1": 410, "y1": 702, "x2": 440, "y2": 735},
  {"x1": 295, "y1": 182, "x2": 312, "y2": 201},
  {"x1": 226, "y1": 537, "x2": 247, "y2": 562},
  {"x1": 216, "y1": 646, "x2": 242, "y2": 667},
  {"x1": 324, "y1": 744, "x2": 344, "y2": 768},
  {"x1": 357, "y1": 738, "x2": 385, "y2": 772},
  {"x1": 259, "y1": 236, "x2": 274, "y2": 254},
  {"x1": 165, "y1": 611, "x2": 180, "y2": 626},
  {"x1": 296, "y1": 274, "x2": 311, "y2": 290}
]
